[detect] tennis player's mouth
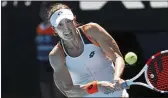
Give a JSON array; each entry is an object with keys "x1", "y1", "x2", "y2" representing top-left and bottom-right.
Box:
[{"x1": 65, "y1": 32, "x2": 72, "y2": 37}]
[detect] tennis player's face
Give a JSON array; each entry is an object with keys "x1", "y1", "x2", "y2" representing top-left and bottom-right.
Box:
[{"x1": 55, "y1": 18, "x2": 76, "y2": 40}]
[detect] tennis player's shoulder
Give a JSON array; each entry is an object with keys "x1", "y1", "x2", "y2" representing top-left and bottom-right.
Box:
[
  {"x1": 49, "y1": 42, "x2": 65, "y2": 71},
  {"x1": 49, "y1": 42, "x2": 63, "y2": 60},
  {"x1": 79, "y1": 22, "x2": 103, "y2": 36}
]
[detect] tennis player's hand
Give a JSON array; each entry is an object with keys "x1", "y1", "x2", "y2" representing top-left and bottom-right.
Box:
[
  {"x1": 97, "y1": 81, "x2": 116, "y2": 94},
  {"x1": 113, "y1": 77, "x2": 125, "y2": 91}
]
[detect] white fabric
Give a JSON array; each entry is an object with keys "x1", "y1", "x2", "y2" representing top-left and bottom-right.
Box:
[
  {"x1": 50, "y1": 9, "x2": 74, "y2": 27},
  {"x1": 61, "y1": 30, "x2": 129, "y2": 97}
]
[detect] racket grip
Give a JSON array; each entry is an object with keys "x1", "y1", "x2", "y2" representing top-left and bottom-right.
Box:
[{"x1": 121, "y1": 81, "x2": 130, "y2": 89}]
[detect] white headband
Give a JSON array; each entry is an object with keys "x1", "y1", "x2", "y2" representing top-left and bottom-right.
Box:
[{"x1": 49, "y1": 9, "x2": 74, "y2": 27}]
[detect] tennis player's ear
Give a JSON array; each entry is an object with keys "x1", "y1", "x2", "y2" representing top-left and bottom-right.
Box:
[
  {"x1": 74, "y1": 15, "x2": 76, "y2": 21},
  {"x1": 73, "y1": 16, "x2": 77, "y2": 27}
]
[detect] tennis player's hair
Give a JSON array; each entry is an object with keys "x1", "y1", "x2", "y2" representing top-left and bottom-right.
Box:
[{"x1": 48, "y1": 3, "x2": 70, "y2": 19}]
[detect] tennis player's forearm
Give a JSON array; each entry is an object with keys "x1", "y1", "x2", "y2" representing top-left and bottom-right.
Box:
[
  {"x1": 65, "y1": 85, "x2": 89, "y2": 97},
  {"x1": 114, "y1": 56, "x2": 125, "y2": 78}
]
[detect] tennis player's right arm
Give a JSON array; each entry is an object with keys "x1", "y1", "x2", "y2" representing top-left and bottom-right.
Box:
[{"x1": 49, "y1": 45, "x2": 88, "y2": 97}]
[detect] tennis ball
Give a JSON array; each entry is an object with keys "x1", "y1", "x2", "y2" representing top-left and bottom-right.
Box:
[{"x1": 125, "y1": 52, "x2": 137, "y2": 65}]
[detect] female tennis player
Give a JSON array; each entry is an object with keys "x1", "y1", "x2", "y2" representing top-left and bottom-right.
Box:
[{"x1": 48, "y1": 3, "x2": 129, "y2": 97}]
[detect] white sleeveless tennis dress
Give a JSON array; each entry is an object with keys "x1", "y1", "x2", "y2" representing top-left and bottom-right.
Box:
[{"x1": 60, "y1": 28, "x2": 129, "y2": 97}]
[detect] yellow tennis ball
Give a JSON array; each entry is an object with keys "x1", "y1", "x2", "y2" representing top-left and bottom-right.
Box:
[{"x1": 125, "y1": 52, "x2": 137, "y2": 65}]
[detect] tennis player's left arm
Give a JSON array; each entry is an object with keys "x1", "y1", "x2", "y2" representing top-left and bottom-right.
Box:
[{"x1": 86, "y1": 23, "x2": 125, "y2": 80}]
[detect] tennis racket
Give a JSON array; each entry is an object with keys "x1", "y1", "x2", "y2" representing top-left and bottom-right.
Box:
[{"x1": 122, "y1": 50, "x2": 168, "y2": 93}]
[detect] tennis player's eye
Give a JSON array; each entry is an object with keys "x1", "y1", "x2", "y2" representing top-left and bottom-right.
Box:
[{"x1": 58, "y1": 23, "x2": 63, "y2": 27}]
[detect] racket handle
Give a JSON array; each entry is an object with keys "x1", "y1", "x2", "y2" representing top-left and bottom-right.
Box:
[{"x1": 121, "y1": 80, "x2": 130, "y2": 89}]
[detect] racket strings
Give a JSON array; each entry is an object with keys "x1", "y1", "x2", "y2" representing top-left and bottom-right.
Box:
[{"x1": 147, "y1": 53, "x2": 168, "y2": 91}]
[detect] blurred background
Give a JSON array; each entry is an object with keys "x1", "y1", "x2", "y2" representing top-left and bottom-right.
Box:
[{"x1": 1, "y1": 1, "x2": 168, "y2": 98}]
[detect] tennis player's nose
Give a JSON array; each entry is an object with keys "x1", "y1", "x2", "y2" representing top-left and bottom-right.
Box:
[
  {"x1": 64, "y1": 25, "x2": 68, "y2": 31},
  {"x1": 65, "y1": 28, "x2": 68, "y2": 31}
]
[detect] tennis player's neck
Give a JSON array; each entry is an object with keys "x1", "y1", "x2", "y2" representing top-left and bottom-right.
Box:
[
  {"x1": 63, "y1": 33, "x2": 84, "y2": 50},
  {"x1": 62, "y1": 33, "x2": 84, "y2": 57}
]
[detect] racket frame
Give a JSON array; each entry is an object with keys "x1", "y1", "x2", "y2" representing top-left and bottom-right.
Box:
[
  {"x1": 122, "y1": 65, "x2": 155, "y2": 90},
  {"x1": 122, "y1": 50, "x2": 168, "y2": 93}
]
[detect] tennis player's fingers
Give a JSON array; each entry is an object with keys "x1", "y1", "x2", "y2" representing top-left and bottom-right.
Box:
[
  {"x1": 114, "y1": 82, "x2": 122, "y2": 91},
  {"x1": 101, "y1": 87, "x2": 114, "y2": 94},
  {"x1": 105, "y1": 82, "x2": 123, "y2": 94},
  {"x1": 106, "y1": 87, "x2": 115, "y2": 93},
  {"x1": 102, "y1": 83, "x2": 116, "y2": 94},
  {"x1": 97, "y1": 85, "x2": 112, "y2": 94},
  {"x1": 103, "y1": 83, "x2": 120, "y2": 93}
]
